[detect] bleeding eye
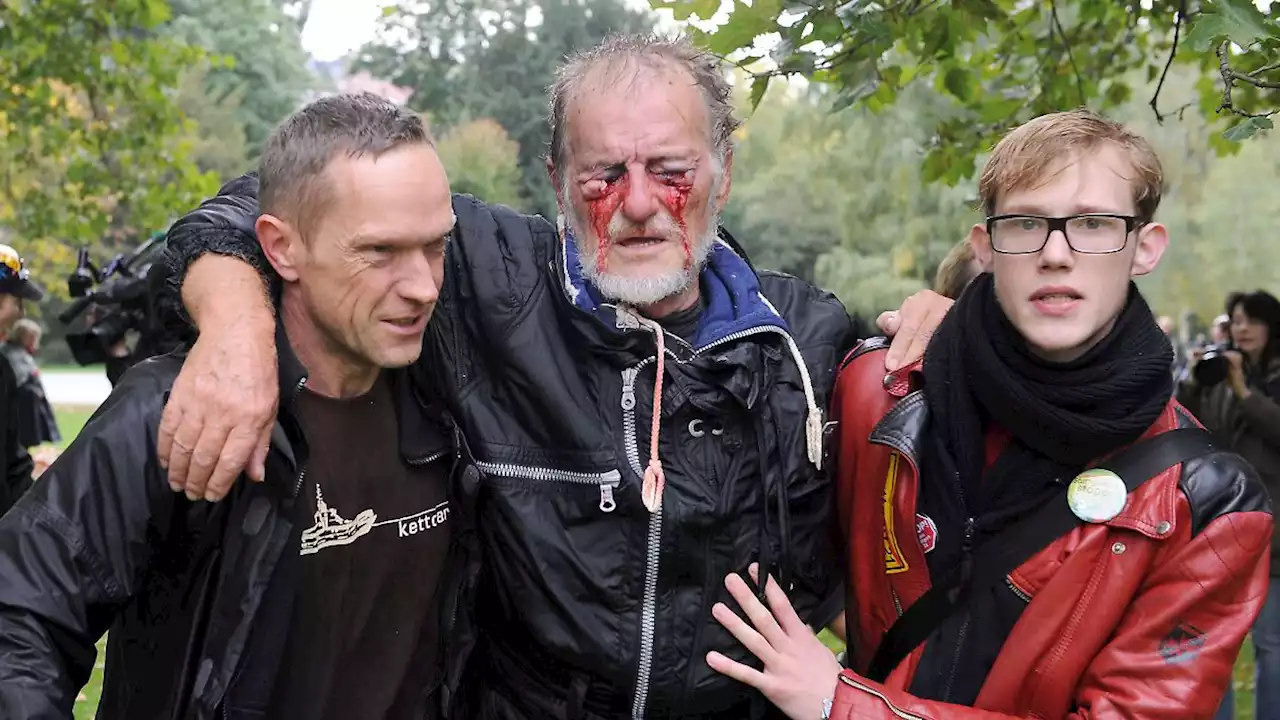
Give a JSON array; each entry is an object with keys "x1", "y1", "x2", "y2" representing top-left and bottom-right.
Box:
[{"x1": 656, "y1": 169, "x2": 692, "y2": 185}]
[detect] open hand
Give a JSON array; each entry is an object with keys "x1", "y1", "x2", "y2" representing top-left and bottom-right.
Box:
[
  {"x1": 706, "y1": 564, "x2": 841, "y2": 720},
  {"x1": 877, "y1": 290, "x2": 953, "y2": 372},
  {"x1": 157, "y1": 318, "x2": 278, "y2": 500}
]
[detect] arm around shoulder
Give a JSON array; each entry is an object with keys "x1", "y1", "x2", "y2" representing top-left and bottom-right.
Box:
[
  {"x1": 0, "y1": 364, "x2": 182, "y2": 719},
  {"x1": 162, "y1": 172, "x2": 275, "y2": 331}
]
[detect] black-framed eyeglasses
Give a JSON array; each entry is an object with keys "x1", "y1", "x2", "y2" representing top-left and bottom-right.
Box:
[{"x1": 986, "y1": 214, "x2": 1142, "y2": 255}]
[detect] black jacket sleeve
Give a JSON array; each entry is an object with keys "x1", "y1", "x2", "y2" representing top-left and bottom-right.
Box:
[
  {"x1": 0, "y1": 363, "x2": 178, "y2": 719},
  {"x1": 0, "y1": 358, "x2": 32, "y2": 514},
  {"x1": 162, "y1": 172, "x2": 273, "y2": 302}
]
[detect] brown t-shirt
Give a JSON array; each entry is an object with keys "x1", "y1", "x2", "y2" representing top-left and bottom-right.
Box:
[{"x1": 268, "y1": 373, "x2": 452, "y2": 720}]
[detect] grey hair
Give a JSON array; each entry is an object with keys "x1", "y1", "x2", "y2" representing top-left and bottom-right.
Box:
[
  {"x1": 547, "y1": 33, "x2": 740, "y2": 170},
  {"x1": 9, "y1": 318, "x2": 40, "y2": 345},
  {"x1": 259, "y1": 92, "x2": 434, "y2": 236}
]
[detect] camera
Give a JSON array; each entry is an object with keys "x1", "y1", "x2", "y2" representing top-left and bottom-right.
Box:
[
  {"x1": 1194, "y1": 343, "x2": 1233, "y2": 386},
  {"x1": 59, "y1": 233, "x2": 191, "y2": 384}
]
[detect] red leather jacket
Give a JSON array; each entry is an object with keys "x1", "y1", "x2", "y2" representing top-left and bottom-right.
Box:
[{"x1": 828, "y1": 338, "x2": 1273, "y2": 720}]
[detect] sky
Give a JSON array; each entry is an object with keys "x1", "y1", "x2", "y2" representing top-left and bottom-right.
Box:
[
  {"x1": 298, "y1": 0, "x2": 716, "y2": 62},
  {"x1": 300, "y1": 0, "x2": 394, "y2": 62}
]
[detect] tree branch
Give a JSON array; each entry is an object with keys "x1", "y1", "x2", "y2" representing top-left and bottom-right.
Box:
[
  {"x1": 1229, "y1": 70, "x2": 1280, "y2": 90},
  {"x1": 1049, "y1": 0, "x2": 1086, "y2": 106},
  {"x1": 1216, "y1": 41, "x2": 1280, "y2": 119},
  {"x1": 1149, "y1": 0, "x2": 1185, "y2": 124}
]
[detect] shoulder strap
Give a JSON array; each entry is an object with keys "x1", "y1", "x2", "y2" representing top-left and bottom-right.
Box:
[{"x1": 865, "y1": 427, "x2": 1217, "y2": 682}]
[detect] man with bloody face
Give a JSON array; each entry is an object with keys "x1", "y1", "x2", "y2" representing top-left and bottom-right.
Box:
[{"x1": 153, "y1": 35, "x2": 951, "y2": 719}]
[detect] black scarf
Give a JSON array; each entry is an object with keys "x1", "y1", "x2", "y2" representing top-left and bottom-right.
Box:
[{"x1": 921, "y1": 273, "x2": 1174, "y2": 554}]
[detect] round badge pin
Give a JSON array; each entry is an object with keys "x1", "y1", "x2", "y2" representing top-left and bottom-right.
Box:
[{"x1": 1067, "y1": 468, "x2": 1128, "y2": 523}]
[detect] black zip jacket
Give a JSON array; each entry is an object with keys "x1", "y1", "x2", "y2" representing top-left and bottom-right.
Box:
[
  {"x1": 160, "y1": 174, "x2": 854, "y2": 719},
  {"x1": 0, "y1": 327, "x2": 476, "y2": 720},
  {"x1": 0, "y1": 352, "x2": 35, "y2": 515}
]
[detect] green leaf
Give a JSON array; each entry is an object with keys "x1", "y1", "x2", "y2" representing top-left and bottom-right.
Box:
[
  {"x1": 705, "y1": 0, "x2": 780, "y2": 55},
  {"x1": 1184, "y1": 13, "x2": 1230, "y2": 53},
  {"x1": 1103, "y1": 81, "x2": 1132, "y2": 107},
  {"x1": 1222, "y1": 115, "x2": 1274, "y2": 141},
  {"x1": 1215, "y1": 0, "x2": 1273, "y2": 45},
  {"x1": 748, "y1": 73, "x2": 771, "y2": 110},
  {"x1": 652, "y1": 0, "x2": 721, "y2": 21},
  {"x1": 941, "y1": 66, "x2": 975, "y2": 103}
]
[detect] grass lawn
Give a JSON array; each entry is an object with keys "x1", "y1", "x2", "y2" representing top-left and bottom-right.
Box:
[
  {"x1": 40, "y1": 364, "x2": 103, "y2": 375},
  {"x1": 50, "y1": 406, "x2": 1262, "y2": 718}
]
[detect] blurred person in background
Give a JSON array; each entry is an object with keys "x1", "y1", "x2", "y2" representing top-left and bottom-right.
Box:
[
  {"x1": 2, "y1": 319, "x2": 61, "y2": 449},
  {"x1": 0, "y1": 244, "x2": 39, "y2": 516},
  {"x1": 1180, "y1": 290, "x2": 1280, "y2": 720},
  {"x1": 932, "y1": 239, "x2": 982, "y2": 300},
  {"x1": 1158, "y1": 314, "x2": 1189, "y2": 380}
]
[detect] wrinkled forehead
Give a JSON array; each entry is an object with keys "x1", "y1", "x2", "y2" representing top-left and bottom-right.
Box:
[{"x1": 562, "y1": 60, "x2": 713, "y2": 166}]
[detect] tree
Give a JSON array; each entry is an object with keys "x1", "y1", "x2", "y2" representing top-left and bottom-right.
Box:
[
  {"x1": 166, "y1": 0, "x2": 317, "y2": 157},
  {"x1": 719, "y1": 81, "x2": 975, "y2": 317},
  {"x1": 360, "y1": 0, "x2": 656, "y2": 215},
  {"x1": 435, "y1": 118, "x2": 525, "y2": 207},
  {"x1": 0, "y1": 0, "x2": 220, "y2": 289},
  {"x1": 654, "y1": 0, "x2": 1280, "y2": 184},
  {"x1": 176, "y1": 64, "x2": 253, "y2": 180}
]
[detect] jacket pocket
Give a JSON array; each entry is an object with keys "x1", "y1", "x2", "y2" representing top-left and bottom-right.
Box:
[{"x1": 475, "y1": 461, "x2": 621, "y2": 513}]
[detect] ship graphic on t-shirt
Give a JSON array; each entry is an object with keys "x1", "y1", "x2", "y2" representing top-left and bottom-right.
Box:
[{"x1": 300, "y1": 484, "x2": 377, "y2": 555}]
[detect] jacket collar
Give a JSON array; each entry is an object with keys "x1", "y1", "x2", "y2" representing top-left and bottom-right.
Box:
[
  {"x1": 269, "y1": 322, "x2": 455, "y2": 496},
  {"x1": 871, "y1": 372, "x2": 1185, "y2": 541},
  {"x1": 558, "y1": 225, "x2": 790, "y2": 349}
]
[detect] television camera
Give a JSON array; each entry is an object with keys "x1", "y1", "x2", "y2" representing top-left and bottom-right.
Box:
[{"x1": 59, "y1": 233, "x2": 191, "y2": 385}]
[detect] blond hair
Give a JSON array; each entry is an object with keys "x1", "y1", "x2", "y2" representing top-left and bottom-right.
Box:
[
  {"x1": 979, "y1": 109, "x2": 1163, "y2": 223},
  {"x1": 933, "y1": 240, "x2": 979, "y2": 299}
]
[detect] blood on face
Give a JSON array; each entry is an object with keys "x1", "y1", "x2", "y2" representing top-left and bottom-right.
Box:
[{"x1": 582, "y1": 166, "x2": 696, "y2": 273}]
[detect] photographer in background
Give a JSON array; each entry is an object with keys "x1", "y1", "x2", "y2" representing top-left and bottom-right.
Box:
[
  {"x1": 0, "y1": 245, "x2": 40, "y2": 516},
  {"x1": 1179, "y1": 290, "x2": 1280, "y2": 720}
]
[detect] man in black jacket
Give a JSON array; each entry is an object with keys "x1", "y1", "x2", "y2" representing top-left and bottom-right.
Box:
[
  {"x1": 0, "y1": 93, "x2": 475, "y2": 720},
  {"x1": 155, "y1": 36, "x2": 950, "y2": 719},
  {"x1": 0, "y1": 243, "x2": 40, "y2": 515}
]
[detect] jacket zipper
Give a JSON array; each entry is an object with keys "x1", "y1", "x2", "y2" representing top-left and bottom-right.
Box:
[
  {"x1": 289, "y1": 376, "x2": 309, "y2": 498},
  {"x1": 622, "y1": 364, "x2": 662, "y2": 719},
  {"x1": 940, "y1": 614, "x2": 969, "y2": 702},
  {"x1": 474, "y1": 461, "x2": 621, "y2": 513},
  {"x1": 407, "y1": 449, "x2": 450, "y2": 466},
  {"x1": 617, "y1": 318, "x2": 793, "y2": 719},
  {"x1": 1006, "y1": 576, "x2": 1032, "y2": 603},
  {"x1": 219, "y1": 376, "x2": 310, "y2": 718},
  {"x1": 837, "y1": 674, "x2": 927, "y2": 719}
]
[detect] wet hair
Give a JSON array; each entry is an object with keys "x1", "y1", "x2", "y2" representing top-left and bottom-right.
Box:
[
  {"x1": 259, "y1": 92, "x2": 434, "y2": 238},
  {"x1": 979, "y1": 109, "x2": 1164, "y2": 223},
  {"x1": 547, "y1": 33, "x2": 739, "y2": 170},
  {"x1": 1226, "y1": 290, "x2": 1280, "y2": 367}
]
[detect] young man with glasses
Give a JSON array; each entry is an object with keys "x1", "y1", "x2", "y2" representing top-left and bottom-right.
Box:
[{"x1": 700, "y1": 109, "x2": 1272, "y2": 720}]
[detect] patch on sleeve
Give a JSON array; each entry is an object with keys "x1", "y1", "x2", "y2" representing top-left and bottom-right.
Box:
[
  {"x1": 916, "y1": 514, "x2": 937, "y2": 554},
  {"x1": 1158, "y1": 622, "x2": 1206, "y2": 665},
  {"x1": 884, "y1": 453, "x2": 909, "y2": 574}
]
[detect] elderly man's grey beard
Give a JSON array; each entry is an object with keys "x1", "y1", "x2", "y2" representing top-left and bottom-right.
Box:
[
  {"x1": 561, "y1": 172, "x2": 723, "y2": 307},
  {"x1": 567, "y1": 206, "x2": 719, "y2": 307}
]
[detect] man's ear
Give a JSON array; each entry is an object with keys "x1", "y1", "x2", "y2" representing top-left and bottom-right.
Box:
[
  {"x1": 969, "y1": 224, "x2": 995, "y2": 272},
  {"x1": 1131, "y1": 222, "x2": 1169, "y2": 277},
  {"x1": 546, "y1": 157, "x2": 563, "y2": 216},
  {"x1": 256, "y1": 214, "x2": 303, "y2": 283},
  {"x1": 714, "y1": 148, "x2": 734, "y2": 212}
]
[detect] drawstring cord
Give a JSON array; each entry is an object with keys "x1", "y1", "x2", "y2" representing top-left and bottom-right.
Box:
[{"x1": 632, "y1": 312, "x2": 668, "y2": 514}]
